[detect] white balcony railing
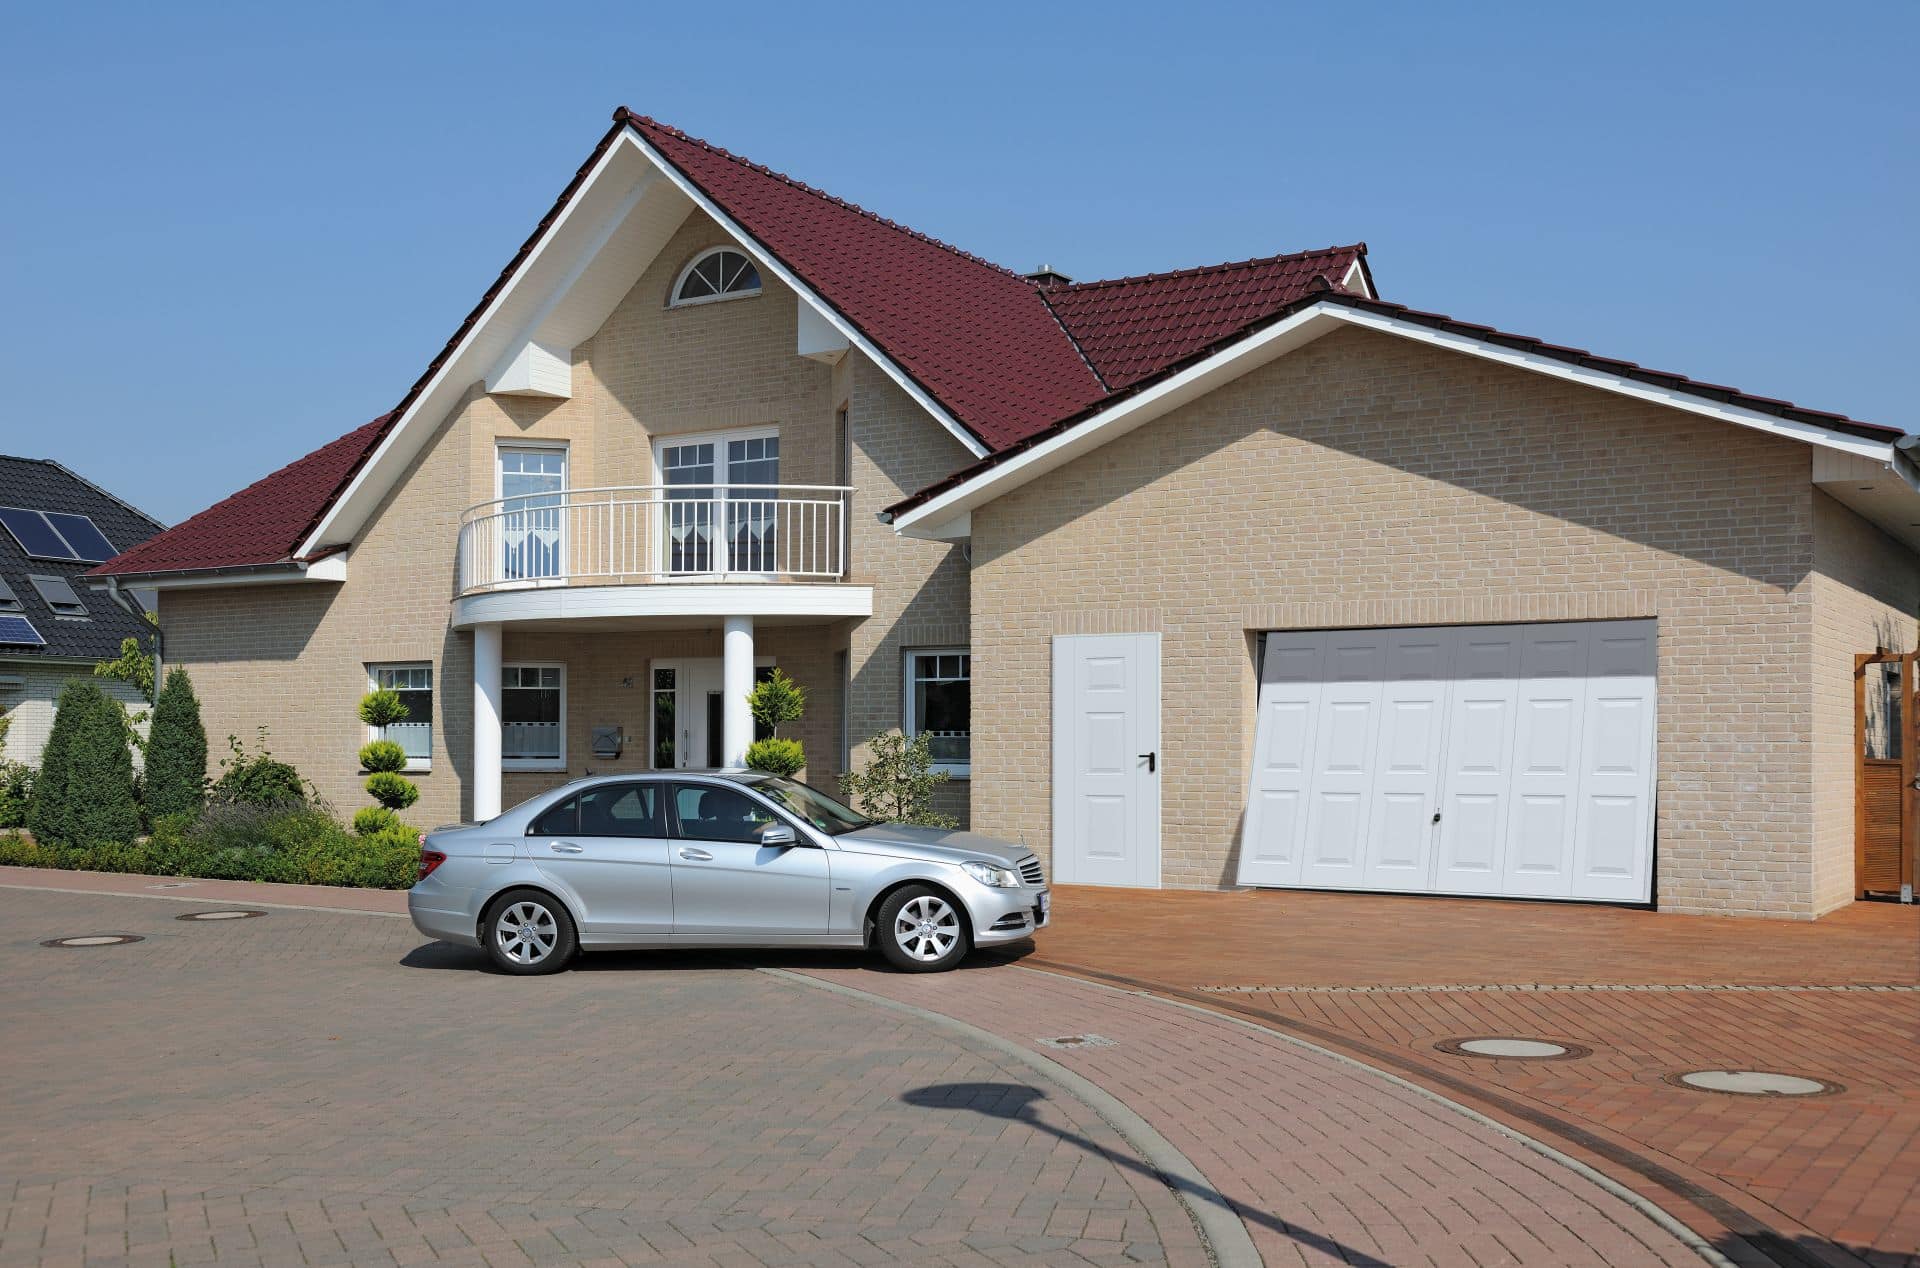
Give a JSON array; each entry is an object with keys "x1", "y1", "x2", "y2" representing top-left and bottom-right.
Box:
[{"x1": 456, "y1": 484, "x2": 852, "y2": 595}]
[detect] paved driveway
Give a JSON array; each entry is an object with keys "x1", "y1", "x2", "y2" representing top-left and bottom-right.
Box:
[{"x1": 0, "y1": 891, "x2": 1191, "y2": 1267}]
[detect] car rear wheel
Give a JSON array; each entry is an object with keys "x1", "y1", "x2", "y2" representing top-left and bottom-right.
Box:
[
  {"x1": 877, "y1": 886, "x2": 969, "y2": 972},
  {"x1": 484, "y1": 889, "x2": 577, "y2": 975}
]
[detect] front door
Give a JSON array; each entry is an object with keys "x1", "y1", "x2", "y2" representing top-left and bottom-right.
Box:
[
  {"x1": 1856, "y1": 651, "x2": 1917, "y2": 900},
  {"x1": 1051, "y1": 633, "x2": 1162, "y2": 887},
  {"x1": 528, "y1": 782, "x2": 673, "y2": 936},
  {"x1": 651, "y1": 658, "x2": 776, "y2": 771},
  {"x1": 666, "y1": 781, "x2": 831, "y2": 937}
]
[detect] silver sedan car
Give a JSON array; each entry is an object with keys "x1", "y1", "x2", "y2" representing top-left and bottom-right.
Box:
[{"x1": 408, "y1": 771, "x2": 1049, "y2": 974}]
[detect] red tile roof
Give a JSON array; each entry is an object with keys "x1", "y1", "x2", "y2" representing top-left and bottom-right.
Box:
[{"x1": 92, "y1": 416, "x2": 389, "y2": 576}]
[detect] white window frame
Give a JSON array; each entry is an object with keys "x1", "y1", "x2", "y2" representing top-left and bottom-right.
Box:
[
  {"x1": 651, "y1": 426, "x2": 781, "y2": 577},
  {"x1": 667, "y1": 246, "x2": 764, "y2": 308},
  {"x1": 502, "y1": 661, "x2": 567, "y2": 771},
  {"x1": 903, "y1": 647, "x2": 971, "y2": 778},
  {"x1": 495, "y1": 441, "x2": 570, "y2": 588},
  {"x1": 366, "y1": 663, "x2": 433, "y2": 773}
]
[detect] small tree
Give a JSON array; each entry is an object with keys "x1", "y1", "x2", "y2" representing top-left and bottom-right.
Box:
[
  {"x1": 839, "y1": 730, "x2": 956, "y2": 829},
  {"x1": 746, "y1": 669, "x2": 806, "y2": 737},
  {"x1": 27, "y1": 680, "x2": 86, "y2": 844},
  {"x1": 64, "y1": 681, "x2": 141, "y2": 845},
  {"x1": 144, "y1": 668, "x2": 208, "y2": 820},
  {"x1": 93, "y1": 623, "x2": 158, "y2": 756},
  {"x1": 356, "y1": 701, "x2": 419, "y2": 830}
]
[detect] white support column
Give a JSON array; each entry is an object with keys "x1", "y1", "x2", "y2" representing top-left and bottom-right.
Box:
[
  {"x1": 473, "y1": 622, "x2": 503, "y2": 820},
  {"x1": 722, "y1": 615, "x2": 755, "y2": 770}
]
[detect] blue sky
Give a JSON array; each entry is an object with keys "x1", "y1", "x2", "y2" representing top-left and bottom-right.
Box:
[{"x1": 2, "y1": 1, "x2": 1913, "y2": 525}]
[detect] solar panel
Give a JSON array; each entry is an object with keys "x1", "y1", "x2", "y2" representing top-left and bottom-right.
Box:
[
  {"x1": 0, "y1": 614, "x2": 45, "y2": 646},
  {"x1": 0, "y1": 506, "x2": 77, "y2": 560},
  {"x1": 43, "y1": 513, "x2": 116, "y2": 563}
]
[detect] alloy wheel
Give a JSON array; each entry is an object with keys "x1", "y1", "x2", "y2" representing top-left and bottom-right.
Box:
[
  {"x1": 893, "y1": 895, "x2": 959, "y2": 962},
  {"x1": 495, "y1": 900, "x2": 559, "y2": 966}
]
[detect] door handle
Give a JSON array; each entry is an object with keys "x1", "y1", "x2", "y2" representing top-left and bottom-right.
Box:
[
  {"x1": 548, "y1": 842, "x2": 584, "y2": 854},
  {"x1": 1138, "y1": 752, "x2": 1156, "y2": 773},
  {"x1": 678, "y1": 847, "x2": 714, "y2": 862}
]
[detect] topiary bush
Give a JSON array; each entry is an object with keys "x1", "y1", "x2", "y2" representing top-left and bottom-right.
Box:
[
  {"x1": 745, "y1": 737, "x2": 805, "y2": 778},
  {"x1": 210, "y1": 729, "x2": 308, "y2": 807},
  {"x1": 363, "y1": 770, "x2": 420, "y2": 812},
  {"x1": 352, "y1": 805, "x2": 399, "y2": 836},
  {"x1": 144, "y1": 668, "x2": 209, "y2": 821},
  {"x1": 357, "y1": 689, "x2": 409, "y2": 730},
  {"x1": 358, "y1": 739, "x2": 407, "y2": 773},
  {"x1": 26, "y1": 679, "x2": 84, "y2": 846}
]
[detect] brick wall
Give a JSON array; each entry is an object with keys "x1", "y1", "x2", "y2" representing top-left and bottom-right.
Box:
[{"x1": 968, "y1": 325, "x2": 1853, "y2": 917}]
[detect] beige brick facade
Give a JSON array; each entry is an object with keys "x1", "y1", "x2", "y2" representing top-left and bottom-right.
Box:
[
  {"x1": 967, "y1": 326, "x2": 1919, "y2": 918},
  {"x1": 161, "y1": 209, "x2": 972, "y2": 828}
]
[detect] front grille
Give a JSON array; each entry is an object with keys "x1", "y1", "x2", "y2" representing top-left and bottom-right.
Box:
[{"x1": 1019, "y1": 857, "x2": 1045, "y2": 886}]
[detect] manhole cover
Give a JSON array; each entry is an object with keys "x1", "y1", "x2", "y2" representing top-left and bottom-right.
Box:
[
  {"x1": 41, "y1": 934, "x2": 143, "y2": 948},
  {"x1": 1668, "y1": 1070, "x2": 1841, "y2": 1097},
  {"x1": 1035, "y1": 1034, "x2": 1115, "y2": 1051},
  {"x1": 175, "y1": 910, "x2": 266, "y2": 922},
  {"x1": 1436, "y1": 1036, "x2": 1591, "y2": 1060}
]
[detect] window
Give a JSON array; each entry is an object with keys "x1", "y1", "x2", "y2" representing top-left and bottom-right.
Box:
[
  {"x1": 531, "y1": 783, "x2": 664, "y2": 838},
  {"x1": 503, "y1": 664, "x2": 564, "y2": 768},
  {"x1": 28, "y1": 574, "x2": 86, "y2": 617},
  {"x1": 497, "y1": 445, "x2": 567, "y2": 582},
  {"x1": 670, "y1": 782, "x2": 780, "y2": 844},
  {"x1": 0, "y1": 507, "x2": 116, "y2": 563},
  {"x1": 905, "y1": 649, "x2": 970, "y2": 775},
  {"x1": 369, "y1": 664, "x2": 432, "y2": 767},
  {"x1": 670, "y1": 248, "x2": 761, "y2": 307},
  {"x1": 651, "y1": 667, "x2": 677, "y2": 769},
  {"x1": 656, "y1": 428, "x2": 780, "y2": 574}
]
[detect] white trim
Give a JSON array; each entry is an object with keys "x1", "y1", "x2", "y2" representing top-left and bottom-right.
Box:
[
  {"x1": 667, "y1": 246, "x2": 764, "y2": 308},
  {"x1": 616, "y1": 130, "x2": 991, "y2": 461},
  {"x1": 451, "y1": 582, "x2": 872, "y2": 629},
  {"x1": 902, "y1": 646, "x2": 971, "y2": 778},
  {"x1": 1340, "y1": 258, "x2": 1373, "y2": 298},
  {"x1": 105, "y1": 556, "x2": 349, "y2": 590},
  {"x1": 365, "y1": 662, "x2": 433, "y2": 773},
  {"x1": 502, "y1": 661, "x2": 567, "y2": 771},
  {"x1": 891, "y1": 298, "x2": 1906, "y2": 539},
  {"x1": 650, "y1": 425, "x2": 779, "y2": 484}
]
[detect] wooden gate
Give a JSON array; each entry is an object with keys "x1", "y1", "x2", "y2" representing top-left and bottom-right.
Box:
[{"x1": 1855, "y1": 651, "x2": 1916, "y2": 900}]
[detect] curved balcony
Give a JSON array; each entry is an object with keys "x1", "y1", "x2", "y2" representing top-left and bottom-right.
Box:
[{"x1": 451, "y1": 484, "x2": 867, "y2": 628}]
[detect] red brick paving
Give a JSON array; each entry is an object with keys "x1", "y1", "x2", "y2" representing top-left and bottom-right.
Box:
[{"x1": 1029, "y1": 886, "x2": 1920, "y2": 1268}]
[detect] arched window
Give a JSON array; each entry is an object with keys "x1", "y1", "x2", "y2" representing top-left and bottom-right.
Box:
[{"x1": 671, "y1": 248, "x2": 762, "y2": 306}]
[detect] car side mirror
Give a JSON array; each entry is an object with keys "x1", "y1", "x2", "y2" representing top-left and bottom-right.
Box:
[{"x1": 761, "y1": 822, "x2": 798, "y2": 847}]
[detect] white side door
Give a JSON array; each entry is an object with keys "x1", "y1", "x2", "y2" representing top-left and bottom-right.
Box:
[
  {"x1": 1238, "y1": 633, "x2": 1325, "y2": 886},
  {"x1": 1431, "y1": 627, "x2": 1523, "y2": 894},
  {"x1": 1052, "y1": 633, "x2": 1162, "y2": 887},
  {"x1": 1297, "y1": 631, "x2": 1388, "y2": 889},
  {"x1": 1570, "y1": 621, "x2": 1658, "y2": 902},
  {"x1": 1361, "y1": 629, "x2": 1452, "y2": 890},
  {"x1": 1502, "y1": 624, "x2": 1591, "y2": 897}
]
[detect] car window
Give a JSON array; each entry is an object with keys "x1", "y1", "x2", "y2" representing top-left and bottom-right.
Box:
[
  {"x1": 528, "y1": 795, "x2": 578, "y2": 836},
  {"x1": 577, "y1": 783, "x2": 664, "y2": 837},
  {"x1": 671, "y1": 783, "x2": 779, "y2": 844}
]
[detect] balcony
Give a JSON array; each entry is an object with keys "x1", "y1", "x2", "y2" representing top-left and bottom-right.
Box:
[{"x1": 451, "y1": 485, "x2": 870, "y2": 629}]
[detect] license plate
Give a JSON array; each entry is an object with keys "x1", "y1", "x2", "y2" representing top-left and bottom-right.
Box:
[{"x1": 1036, "y1": 891, "x2": 1050, "y2": 923}]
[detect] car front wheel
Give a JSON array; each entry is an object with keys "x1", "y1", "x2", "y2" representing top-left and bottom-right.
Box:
[
  {"x1": 484, "y1": 889, "x2": 578, "y2": 975},
  {"x1": 877, "y1": 885, "x2": 970, "y2": 972}
]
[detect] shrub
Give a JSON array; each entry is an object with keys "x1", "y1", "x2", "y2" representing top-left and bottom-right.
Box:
[
  {"x1": 352, "y1": 805, "x2": 399, "y2": 836},
  {"x1": 358, "y1": 739, "x2": 408, "y2": 773},
  {"x1": 0, "y1": 760, "x2": 34, "y2": 829},
  {"x1": 746, "y1": 669, "x2": 806, "y2": 736},
  {"x1": 357, "y1": 689, "x2": 409, "y2": 729},
  {"x1": 839, "y1": 730, "x2": 957, "y2": 829},
  {"x1": 144, "y1": 669, "x2": 209, "y2": 821},
  {"x1": 364, "y1": 770, "x2": 420, "y2": 811},
  {"x1": 26, "y1": 679, "x2": 84, "y2": 846},
  {"x1": 745, "y1": 737, "x2": 805, "y2": 778},
  {"x1": 210, "y1": 730, "x2": 307, "y2": 807},
  {"x1": 27, "y1": 680, "x2": 138, "y2": 847}
]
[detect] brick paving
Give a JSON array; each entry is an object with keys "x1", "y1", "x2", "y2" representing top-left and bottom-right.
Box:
[
  {"x1": 1028, "y1": 886, "x2": 1920, "y2": 1268},
  {"x1": 0, "y1": 889, "x2": 1198, "y2": 1268}
]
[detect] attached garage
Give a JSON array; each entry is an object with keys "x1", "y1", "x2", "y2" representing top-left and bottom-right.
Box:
[{"x1": 1236, "y1": 620, "x2": 1656, "y2": 902}]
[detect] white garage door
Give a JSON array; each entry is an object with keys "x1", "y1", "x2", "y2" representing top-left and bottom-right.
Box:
[{"x1": 1236, "y1": 620, "x2": 1656, "y2": 902}]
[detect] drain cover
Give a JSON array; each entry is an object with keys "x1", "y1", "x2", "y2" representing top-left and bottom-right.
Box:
[
  {"x1": 1670, "y1": 1070, "x2": 1840, "y2": 1097},
  {"x1": 41, "y1": 934, "x2": 143, "y2": 948},
  {"x1": 1035, "y1": 1034, "x2": 1115, "y2": 1051},
  {"x1": 175, "y1": 909, "x2": 266, "y2": 922},
  {"x1": 1436, "y1": 1036, "x2": 1591, "y2": 1060}
]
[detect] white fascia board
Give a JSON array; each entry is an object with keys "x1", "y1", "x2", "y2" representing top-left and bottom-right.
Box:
[
  {"x1": 1340, "y1": 258, "x2": 1374, "y2": 298},
  {"x1": 892, "y1": 305, "x2": 1344, "y2": 539},
  {"x1": 296, "y1": 137, "x2": 646, "y2": 559},
  {"x1": 1327, "y1": 305, "x2": 1898, "y2": 464},
  {"x1": 452, "y1": 582, "x2": 874, "y2": 629},
  {"x1": 614, "y1": 130, "x2": 990, "y2": 460},
  {"x1": 114, "y1": 557, "x2": 347, "y2": 591}
]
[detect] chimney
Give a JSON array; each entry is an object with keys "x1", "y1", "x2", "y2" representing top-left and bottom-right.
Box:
[{"x1": 1024, "y1": 264, "x2": 1073, "y2": 287}]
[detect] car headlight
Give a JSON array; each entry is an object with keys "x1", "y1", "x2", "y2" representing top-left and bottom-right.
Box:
[{"x1": 962, "y1": 860, "x2": 1020, "y2": 888}]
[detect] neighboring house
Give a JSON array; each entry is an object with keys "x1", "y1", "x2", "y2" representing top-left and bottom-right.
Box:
[
  {"x1": 0, "y1": 456, "x2": 164, "y2": 763},
  {"x1": 95, "y1": 110, "x2": 1920, "y2": 919}
]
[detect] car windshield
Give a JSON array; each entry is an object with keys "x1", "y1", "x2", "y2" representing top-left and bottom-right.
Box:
[{"x1": 747, "y1": 776, "x2": 875, "y2": 836}]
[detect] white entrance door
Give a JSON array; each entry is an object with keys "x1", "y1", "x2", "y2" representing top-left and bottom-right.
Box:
[
  {"x1": 1238, "y1": 620, "x2": 1656, "y2": 903},
  {"x1": 652, "y1": 658, "x2": 774, "y2": 770},
  {"x1": 1052, "y1": 634, "x2": 1161, "y2": 887}
]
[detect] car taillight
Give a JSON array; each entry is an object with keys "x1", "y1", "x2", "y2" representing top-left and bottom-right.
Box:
[{"x1": 417, "y1": 849, "x2": 447, "y2": 881}]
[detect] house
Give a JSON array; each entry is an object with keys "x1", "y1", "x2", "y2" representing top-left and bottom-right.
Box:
[
  {"x1": 0, "y1": 456, "x2": 164, "y2": 763},
  {"x1": 95, "y1": 110, "x2": 1920, "y2": 919}
]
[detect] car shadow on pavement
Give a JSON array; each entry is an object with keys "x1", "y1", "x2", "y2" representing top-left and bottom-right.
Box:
[
  {"x1": 902, "y1": 1081, "x2": 1392, "y2": 1267},
  {"x1": 398, "y1": 940, "x2": 1036, "y2": 975}
]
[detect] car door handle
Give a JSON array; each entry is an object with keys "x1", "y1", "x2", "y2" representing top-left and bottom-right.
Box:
[
  {"x1": 548, "y1": 843, "x2": 584, "y2": 854},
  {"x1": 678, "y1": 847, "x2": 714, "y2": 862}
]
